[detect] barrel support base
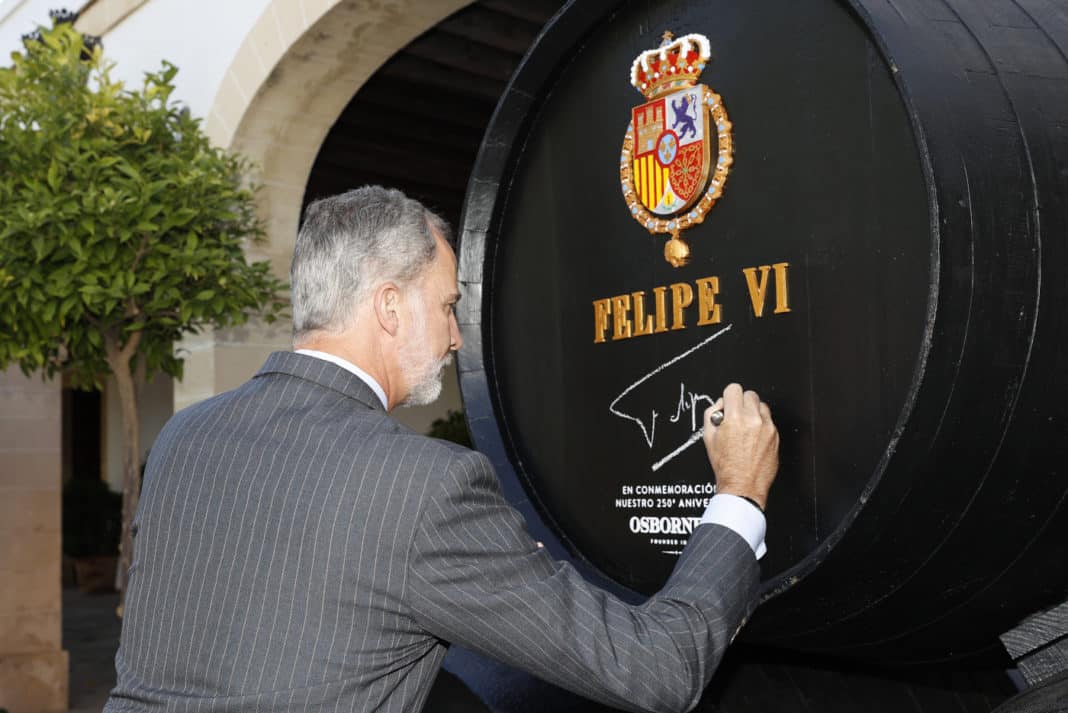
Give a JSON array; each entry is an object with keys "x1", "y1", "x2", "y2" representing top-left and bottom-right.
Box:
[{"x1": 1001, "y1": 599, "x2": 1068, "y2": 687}]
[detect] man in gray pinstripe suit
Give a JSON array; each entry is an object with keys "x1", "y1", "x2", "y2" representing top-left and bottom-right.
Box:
[{"x1": 106, "y1": 186, "x2": 778, "y2": 713}]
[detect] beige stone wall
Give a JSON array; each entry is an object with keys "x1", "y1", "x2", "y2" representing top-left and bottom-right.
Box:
[
  {"x1": 103, "y1": 372, "x2": 174, "y2": 491},
  {"x1": 0, "y1": 367, "x2": 68, "y2": 713}
]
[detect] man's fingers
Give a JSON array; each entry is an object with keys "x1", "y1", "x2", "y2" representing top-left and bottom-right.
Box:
[
  {"x1": 743, "y1": 389, "x2": 760, "y2": 415},
  {"x1": 758, "y1": 401, "x2": 772, "y2": 422},
  {"x1": 722, "y1": 383, "x2": 743, "y2": 417}
]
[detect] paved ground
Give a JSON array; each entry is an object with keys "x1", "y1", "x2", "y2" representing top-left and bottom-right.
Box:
[{"x1": 63, "y1": 589, "x2": 121, "y2": 713}]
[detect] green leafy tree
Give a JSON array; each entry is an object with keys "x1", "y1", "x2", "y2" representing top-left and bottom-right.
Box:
[{"x1": 0, "y1": 20, "x2": 287, "y2": 593}]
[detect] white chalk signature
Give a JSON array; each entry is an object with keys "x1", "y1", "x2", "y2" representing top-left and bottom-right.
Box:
[{"x1": 608, "y1": 325, "x2": 732, "y2": 472}]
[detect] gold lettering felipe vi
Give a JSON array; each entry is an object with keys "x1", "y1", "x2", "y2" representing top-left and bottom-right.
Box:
[
  {"x1": 742, "y1": 262, "x2": 791, "y2": 317},
  {"x1": 593, "y1": 277, "x2": 722, "y2": 344},
  {"x1": 695, "y1": 276, "x2": 721, "y2": 325},
  {"x1": 592, "y1": 262, "x2": 791, "y2": 344}
]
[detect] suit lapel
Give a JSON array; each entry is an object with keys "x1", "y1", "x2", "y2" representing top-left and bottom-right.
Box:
[{"x1": 255, "y1": 351, "x2": 385, "y2": 410}]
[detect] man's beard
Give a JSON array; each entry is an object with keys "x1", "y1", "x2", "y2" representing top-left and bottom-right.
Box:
[
  {"x1": 398, "y1": 299, "x2": 452, "y2": 407},
  {"x1": 400, "y1": 349, "x2": 452, "y2": 407}
]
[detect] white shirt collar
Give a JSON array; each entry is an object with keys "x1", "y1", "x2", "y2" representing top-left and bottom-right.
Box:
[{"x1": 294, "y1": 349, "x2": 388, "y2": 409}]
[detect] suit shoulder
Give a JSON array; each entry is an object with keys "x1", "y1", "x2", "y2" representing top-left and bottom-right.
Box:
[
  {"x1": 368, "y1": 427, "x2": 479, "y2": 463},
  {"x1": 367, "y1": 429, "x2": 495, "y2": 486},
  {"x1": 152, "y1": 386, "x2": 234, "y2": 441}
]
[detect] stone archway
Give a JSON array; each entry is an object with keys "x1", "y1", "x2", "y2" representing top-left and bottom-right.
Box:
[{"x1": 176, "y1": 0, "x2": 473, "y2": 411}]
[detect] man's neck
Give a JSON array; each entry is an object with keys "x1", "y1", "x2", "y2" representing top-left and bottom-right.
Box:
[{"x1": 294, "y1": 332, "x2": 395, "y2": 409}]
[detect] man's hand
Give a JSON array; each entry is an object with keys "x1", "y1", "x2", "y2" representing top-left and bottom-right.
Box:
[{"x1": 703, "y1": 383, "x2": 779, "y2": 510}]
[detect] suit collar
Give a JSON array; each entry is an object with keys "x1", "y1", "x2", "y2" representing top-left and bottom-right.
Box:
[
  {"x1": 255, "y1": 351, "x2": 386, "y2": 410},
  {"x1": 294, "y1": 349, "x2": 388, "y2": 408}
]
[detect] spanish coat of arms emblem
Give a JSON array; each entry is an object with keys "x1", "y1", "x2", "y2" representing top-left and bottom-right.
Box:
[{"x1": 620, "y1": 32, "x2": 733, "y2": 267}]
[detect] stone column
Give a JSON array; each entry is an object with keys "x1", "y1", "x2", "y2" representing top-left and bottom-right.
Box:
[{"x1": 0, "y1": 367, "x2": 68, "y2": 713}]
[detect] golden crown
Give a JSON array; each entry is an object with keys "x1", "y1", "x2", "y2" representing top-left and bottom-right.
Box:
[{"x1": 630, "y1": 31, "x2": 712, "y2": 101}]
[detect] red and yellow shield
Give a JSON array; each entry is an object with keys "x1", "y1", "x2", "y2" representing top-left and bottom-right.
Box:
[
  {"x1": 620, "y1": 32, "x2": 734, "y2": 267},
  {"x1": 630, "y1": 88, "x2": 710, "y2": 215}
]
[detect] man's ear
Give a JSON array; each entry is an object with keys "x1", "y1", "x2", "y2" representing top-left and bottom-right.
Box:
[{"x1": 374, "y1": 282, "x2": 401, "y2": 336}]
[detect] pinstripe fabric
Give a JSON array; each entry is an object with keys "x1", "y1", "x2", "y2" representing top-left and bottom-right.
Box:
[{"x1": 105, "y1": 351, "x2": 759, "y2": 713}]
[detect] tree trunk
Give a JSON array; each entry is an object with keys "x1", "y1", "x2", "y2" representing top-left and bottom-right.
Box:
[{"x1": 105, "y1": 333, "x2": 142, "y2": 606}]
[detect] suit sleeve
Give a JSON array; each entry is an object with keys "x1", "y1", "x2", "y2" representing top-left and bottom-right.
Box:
[{"x1": 405, "y1": 450, "x2": 759, "y2": 713}]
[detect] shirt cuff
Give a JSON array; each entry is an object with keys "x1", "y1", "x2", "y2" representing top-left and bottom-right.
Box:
[{"x1": 700, "y1": 494, "x2": 767, "y2": 559}]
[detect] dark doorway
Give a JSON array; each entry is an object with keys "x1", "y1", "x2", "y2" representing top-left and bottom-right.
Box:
[
  {"x1": 62, "y1": 387, "x2": 101, "y2": 484},
  {"x1": 301, "y1": 0, "x2": 567, "y2": 229}
]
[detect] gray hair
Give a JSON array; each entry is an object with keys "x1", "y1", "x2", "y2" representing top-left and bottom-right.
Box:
[{"x1": 290, "y1": 186, "x2": 452, "y2": 342}]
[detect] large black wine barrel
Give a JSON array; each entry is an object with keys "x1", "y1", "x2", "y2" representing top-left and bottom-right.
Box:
[{"x1": 455, "y1": 0, "x2": 1068, "y2": 663}]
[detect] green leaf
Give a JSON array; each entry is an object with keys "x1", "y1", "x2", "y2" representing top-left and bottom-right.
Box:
[
  {"x1": 170, "y1": 208, "x2": 198, "y2": 227},
  {"x1": 46, "y1": 161, "x2": 61, "y2": 191},
  {"x1": 116, "y1": 162, "x2": 141, "y2": 181},
  {"x1": 140, "y1": 203, "x2": 163, "y2": 221},
  {"x1": 59, "y1": 295, "x2": 79, "y2": 319}
]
